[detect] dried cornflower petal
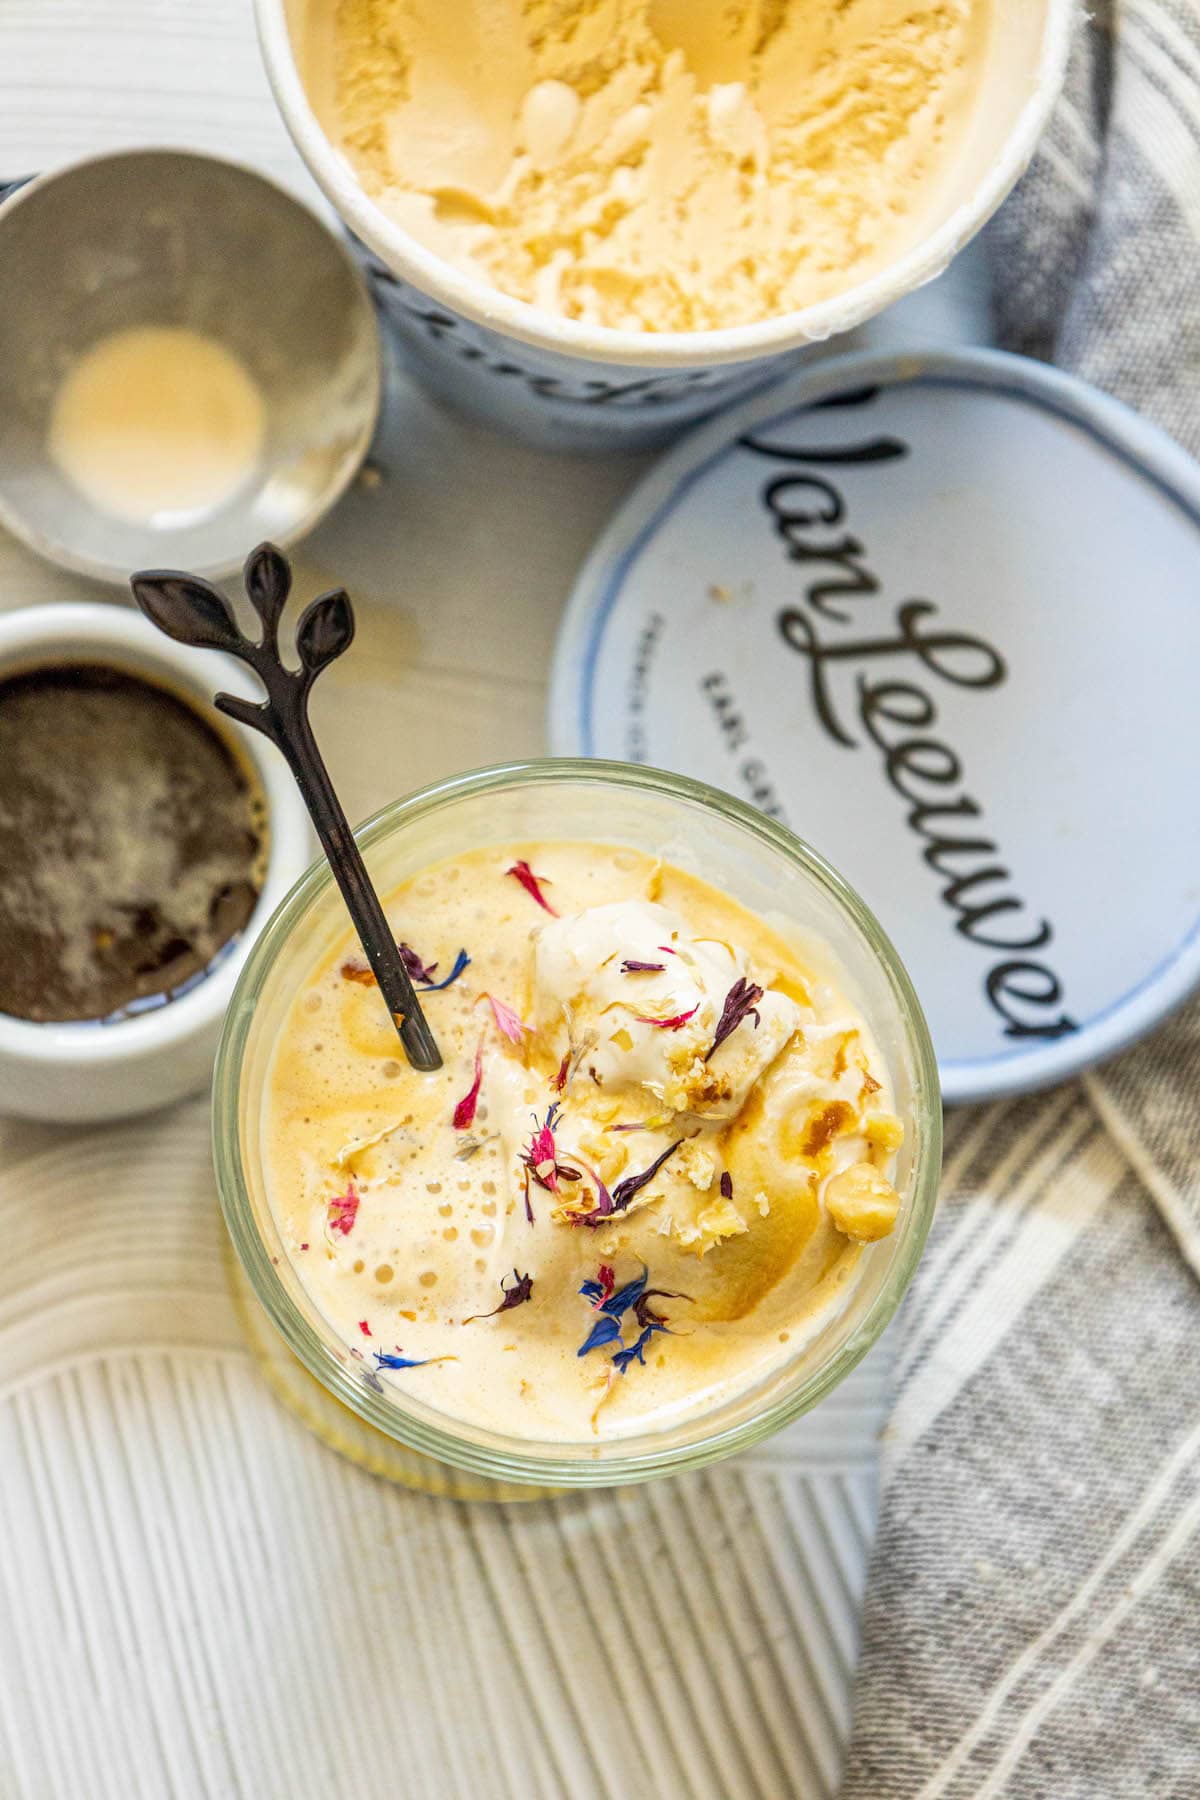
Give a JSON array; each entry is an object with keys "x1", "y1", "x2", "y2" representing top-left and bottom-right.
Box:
[
  {"x1": 580, "y1": 1264, "x2": 616, "y2": 1308},
  {"x1": 453, "y1": 1040, "x2": 484, "y2": 1130},
  {"x1": 523, "y1": 1102, "x2": 563, "y2": 1192},
  {"x1": 506, "y1": 860, "x2": 558, "y2": 915},
  {"x1": 465, "y1": 1269, "x2": 533, "y2": 1322},
  {"x1": 416, "y1": 947, "x2": 471, "y2": 991},
  {"x1": 577, "y1": 1314, "x2": 623, "y2": 1358},
  {"x1": 327, "y1": 1182, "x2": 359, "y2": 1236},
  {"x1": 705, "y1": 978, "x2": 763, "y2": 1061},
  {"x1": 485, "y1": 993, "x2": 531, "y2": 1043},
  {"x1": 600, "y1": 1267, "x2": 648, "y2": 1319},
  {"x1": 575, "y1": 1263, "x2": 686, "y2": 1372},
  {"x1": 633, "y1": 1005, "x2": 699, "y2": 1031},
  {"x1": 374, "y1": 1349, "x2": 431, "y2": 1370},
  {"x1": 343, "y1": 945, "x2": 470, "y2": 992},
  {"x1": 613, "y1": 1323, "x2": 666, "y2": 1372}
]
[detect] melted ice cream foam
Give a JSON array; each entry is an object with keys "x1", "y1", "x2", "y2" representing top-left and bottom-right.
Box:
[{"x1": 262, "y1": 844, "x2": 905, "y2": 1441}]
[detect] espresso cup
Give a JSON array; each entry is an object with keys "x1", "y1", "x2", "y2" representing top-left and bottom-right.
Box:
[{"x1": 0, "y1": 604, "x2": 312, "y2": 1125}]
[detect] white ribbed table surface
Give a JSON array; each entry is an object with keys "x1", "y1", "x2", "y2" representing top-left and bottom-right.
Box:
[{"x1": 0, "y1": 8, "x2": 992, "y2": 1797}]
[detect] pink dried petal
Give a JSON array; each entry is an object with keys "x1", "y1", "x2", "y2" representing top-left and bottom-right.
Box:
[
  {"x1": 633, "y1": 1005, "x2": 699, "y2": 1031},
  {"x1": 524, "y1": 1102, "x2": 562, "y2": 1192},
  {"x1": 327, "y1": 1183, "x2": 359, "y2": 1236},
  {"x1": 358, "y1": 1319, "x2": 371, "y2": 1337},
  {"x1": 486, "y1": 993, "x2": 531, "y2": 1044},
  {"x1": 453, "y1": 1040, "x2": 484, "y2": 1130},
  {"x1": 552, "y1": 1053, "x2": 570, "y2": 1092},
  {"x1": 506, "y1": 860, "x2": 558, "y2": 916}
]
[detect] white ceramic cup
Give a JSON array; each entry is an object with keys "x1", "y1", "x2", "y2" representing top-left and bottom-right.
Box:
[
  {"x1": 256, "y1": 0, "x2": 1074, "y2": 450},
  {"x1": 0, "y1": 603, "x2": 313, "y2": 1125}
]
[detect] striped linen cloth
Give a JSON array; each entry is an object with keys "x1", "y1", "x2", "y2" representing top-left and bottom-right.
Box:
[{"x1": 842, "y1": 7, "x2": 1200, "y2": 1794}]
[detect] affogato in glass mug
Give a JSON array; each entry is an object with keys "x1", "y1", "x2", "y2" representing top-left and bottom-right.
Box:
[{"x1": 213, "y1": 760, "x2": 941, "y2": 1490}]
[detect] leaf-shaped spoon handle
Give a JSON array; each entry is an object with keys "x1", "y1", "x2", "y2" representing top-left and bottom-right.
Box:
[{"x1": 131, "y1": 543, "x2": 442, "y2": 1073}]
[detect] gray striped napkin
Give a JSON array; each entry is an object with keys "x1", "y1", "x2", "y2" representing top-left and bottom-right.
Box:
[{"x1": 842, "y1": 8, "x2": 1200, "y2": 1794}]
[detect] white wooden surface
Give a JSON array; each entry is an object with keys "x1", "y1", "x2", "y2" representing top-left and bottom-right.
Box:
[{"x1": 0, "y1": 8, "x2": 992, "y2": 1797}]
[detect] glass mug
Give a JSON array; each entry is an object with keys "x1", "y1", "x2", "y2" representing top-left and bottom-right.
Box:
[{"x1": 213, "y1": 760, "x2": 941, "y2": 1491}]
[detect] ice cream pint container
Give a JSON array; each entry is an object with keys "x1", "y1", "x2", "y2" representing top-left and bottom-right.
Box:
[{"x1": 257, "y1": 0, "x2": 1072, "y2": 450}]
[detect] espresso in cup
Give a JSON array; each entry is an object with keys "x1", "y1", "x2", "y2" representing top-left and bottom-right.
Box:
[{"x1": 0, "y1": 663, "x2": 269, "y2": 1024}]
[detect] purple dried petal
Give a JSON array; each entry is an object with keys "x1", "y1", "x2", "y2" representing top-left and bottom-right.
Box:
[
  {"x1": 610, "y1": 1140, "x2": 684, "y2": 1213},
  {"x1": 397, "y1": 941, "x2": 438, "y2": 984},
  {"x1": 720, "y1": 1171, "x2": 733, "y2": 1200},
  {"x1": 621, "y1": 960, "x2": 666, "y2": 973},
  {"x1": 575, "y1": 1160, "x2": 614, "y2": 1217},
  {"x1": 465, "y1": 1269, "x2": 533, "y2": 1322},
  {"x1": 705, "y1": 978, "x2": 764, "y2": 1061},
  {"x1": 634, "y1": 1288, "x2": 689, "y2": 1331}
]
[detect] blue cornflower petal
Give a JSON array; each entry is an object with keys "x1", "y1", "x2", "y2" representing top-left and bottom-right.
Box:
[
  {"x1": 601, "y1": 1265, "x2": 649, "y2": 1319},
  {"x1": 418, "y1": 948, "x2": 471, "y2": 991},
  {"x1": 612, "y1": 1324, "x2": 662, "y2": 1373},
  {"x1": 579, "y1": 1279, "x2": 605, "y2": 1304},
  {"x1": 578, "y1": 1315, "x2": 623, "y2": 1358},
  {"x1": 374, "y1": 1350, "x2": 431, "y2": 1370}
]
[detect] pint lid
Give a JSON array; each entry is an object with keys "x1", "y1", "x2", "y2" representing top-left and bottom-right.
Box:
[{"x1": 549, "y1": 348, "x2": 1200, "y2": 1103}]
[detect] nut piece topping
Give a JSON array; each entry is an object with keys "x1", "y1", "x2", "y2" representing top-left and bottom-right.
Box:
[{"x1": 826, "y1": 1162, "x2": 901, "y2": 1243}]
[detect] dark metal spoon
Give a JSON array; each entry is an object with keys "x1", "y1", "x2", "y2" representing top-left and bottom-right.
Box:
[{"x1": 131, "y1": 542, "x2": 442, "y2": 1072}]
